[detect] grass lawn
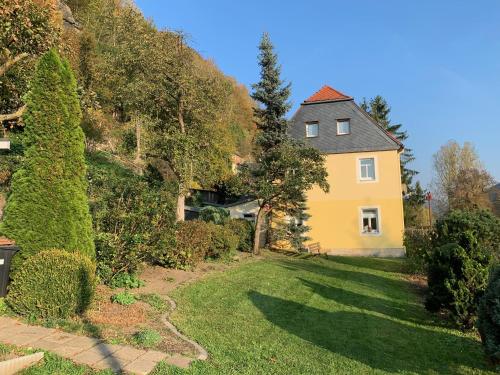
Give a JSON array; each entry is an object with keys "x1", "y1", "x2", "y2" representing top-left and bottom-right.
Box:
[{"x1": 152, "y1": 253, "x2": 495, "y2": 375}]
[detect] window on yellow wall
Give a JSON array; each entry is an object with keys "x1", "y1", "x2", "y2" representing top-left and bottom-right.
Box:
[
  {"x1": 361, "y1": 208, "x2": 380, "y2": 234},
  {"x1": 359, "y1": 158, "x2": 376, "y2": 180}
]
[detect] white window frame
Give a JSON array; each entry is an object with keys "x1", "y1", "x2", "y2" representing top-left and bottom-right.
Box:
[
  {"x1": 305, "y1": 122, "x2": 319, "y2": 138},
  {"x1": 359, "y1": 207, "x2": 382, "y2": 236},
  {"x1": 336, "y1": 119, "x2": 350, "y2": 135},
  {"x1": 357, "y1": 156, "x2": 378, "y2": 182}
]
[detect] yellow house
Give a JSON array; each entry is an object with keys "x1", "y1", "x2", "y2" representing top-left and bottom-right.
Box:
[{"x1": 289, "y1": 86, "x2": 405, "y2": 256}]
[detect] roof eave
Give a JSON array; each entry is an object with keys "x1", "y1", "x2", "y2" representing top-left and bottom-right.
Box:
[{"x1": 302, "y1": 97, "x2": 353, "y2": 105}]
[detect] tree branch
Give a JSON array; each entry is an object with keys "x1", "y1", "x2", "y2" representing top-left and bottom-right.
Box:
[
  {"x1": 0, "y1": 105, "x2": 27, "y2": 123},
  {"x1": 0, "y1": 52, "x2": 29, "y2": 77}
]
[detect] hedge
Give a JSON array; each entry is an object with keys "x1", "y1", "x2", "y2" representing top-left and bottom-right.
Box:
[
  {"x1": 6, "y1": 249, "x2": 96, "y2": 319},
  {"x1": 478, "y1": 265, "x2": 500, "y2": 366}
]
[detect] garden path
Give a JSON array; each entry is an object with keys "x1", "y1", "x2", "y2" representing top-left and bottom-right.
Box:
[{"x1": 0, "y1": 316, "x2": 192, "y2": 374}]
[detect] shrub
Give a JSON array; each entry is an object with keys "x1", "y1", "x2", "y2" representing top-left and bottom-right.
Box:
[
  {"x1": 478, "y1": 266, "x2": 500, "y2": 367},
  {"x1": 207, "y1": 224, "x2": 239, "y2": 259},
  {"x1": 88, "y1": 153, "x2": 176, "y2": 283},
  {"x1": 163, "y1": 220, "x2": 212, "y2": 269},
  {"x1": 0, "y1": 298, "x2": 7, "y2": 315},
  {"x1": 403, "y1": 227, "x2": 434, "y2": 274},
  {"x1": 119, "y1": 128, "x2": 137, "y2": 155},
  {"x1": 6, "y1": 249, "x2": 96, "y2": 319},
  {"x1": 434, "y1": 209, "x2": 500, "y2": 260},
  {"x1": 425, "y1": 243, "x2": 491, "y2": 329},
  {"x1": 225, "y1": 219, "x2": 254, "y2": 252},
  {"x1": 199, "y1": 206, "x2": 230, "y2": 225},
  {"x1": 109, "y1": 273, "x2": 144, "y2": 289},
  {"x1": 1, "y1": 50, "x2": 95, "y2": 269},
  {"x1": 111, "y1": 291, "x2": 136, "y2": 306},
  {"x1": 133, "y1": 329, "x2": 162, "y2": 348}
]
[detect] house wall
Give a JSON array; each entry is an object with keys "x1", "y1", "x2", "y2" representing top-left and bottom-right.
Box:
[
  {"x1": 227, "y1": 200, "x2": 260, "y2": 220},
  {"x1": 306, "y1": 149, "x2": 405, "y2": 256}
]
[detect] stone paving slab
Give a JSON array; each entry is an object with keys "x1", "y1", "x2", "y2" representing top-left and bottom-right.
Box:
[{"x1": 0, "y1": 316, "x2": 192, "y2": 374}]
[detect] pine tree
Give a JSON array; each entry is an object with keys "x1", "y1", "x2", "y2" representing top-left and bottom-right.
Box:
[
  {"x1": 234, "y1": 33, "x2": 328, "y2": 254},
  {"x1": 404, "y1": 181, "x2": 427, "y2": 226},
  {"x1": 361, "y1": 95, "x2": 417, "y2": 186},
  {"x1": 251, "y1": 33, "x2": 291, "y2": 151},
  {"x1": 0, "y1": 49, "x2": 94, "y2": 266}
]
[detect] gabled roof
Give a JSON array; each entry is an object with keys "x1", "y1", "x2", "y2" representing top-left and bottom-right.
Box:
[
  {"x1": 304, "y1": 85, "x2": 352, "y2": 104},
  {"x1": 289, "y1": 86, "x2": 403, "y2": 154}
]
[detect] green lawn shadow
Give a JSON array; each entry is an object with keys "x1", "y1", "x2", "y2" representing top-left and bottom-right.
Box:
[
  {"x1": 277, "y1": 258, "x2": 414, "y2": 303},
  {"x1": 298, "y1": 277, "x2": 424, "y2": 324},
  {"x1": 249, "y1": 291, "x2": 488, "y2": 374}
]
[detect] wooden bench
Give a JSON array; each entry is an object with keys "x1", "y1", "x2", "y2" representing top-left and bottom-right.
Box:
[{"x1": 307, "y1": 242, "x2": 321, "y2": 254}]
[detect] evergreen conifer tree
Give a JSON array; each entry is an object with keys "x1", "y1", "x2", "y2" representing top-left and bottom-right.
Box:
[
  {"x1": 251, "y1": 33, "x2": 291, "y2": 151},
  {"x1": 235, "y1": 33, "x2": 328, "y2": 254},
  {"x1": 361, "y1": 95, "x2": 417, "y2": 186},
  {"x1": 0, "y1": 49, "x2": 94, "y2": 265}
]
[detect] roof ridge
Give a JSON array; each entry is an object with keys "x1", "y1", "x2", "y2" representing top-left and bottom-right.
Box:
[{"x1": 304, "y1": 85, "x2": 353, "y2": 103}]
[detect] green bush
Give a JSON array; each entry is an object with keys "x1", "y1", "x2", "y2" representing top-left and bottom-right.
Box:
[
  {"x1": 133, "y1": 329, "x2": 162, "y2": 348},
  {"x1": 88, "y1": 153, "x2": 176, "y2": 283},
  {"x1": 207, "y1": 224, "x2": 239, "y2": 259},
  {"x1": 225, "y1": 219, "x2": 254, "y2": 252},
  {"x1": 0, "y1": 50, "x2": 95, "y2": 270},
  {"x1": 434, "y1": 209, "x2": 500, "y2": 260},
  {"x1": 109, "y1": 273, "x2": 144, "y2": 289},
  {"x1": 478, "y1": 265, "x2": 500, "y2": 367},
  {"x1": 425, "y1": 243, "x2": 491, "y2": 329},
  {"x1": 403, "y1": 228, "x2": 434, "y2": 274},
  {"x1": 163, "y1": 220, "x2": 212, "y2": 269},
  {"x1": 111, "y1": 291, "x2": 136, "y2": 306},
  {"x1": 119, "y1": 128, "x2": 137, "y2": 155},
  {"x1": 199, "y1": 206, "x2": 230, "y2": 225},
  {"x1": 0, "y1": 298, "x2": 7, "y2": 315},
  {"x1": 6, "y1": 249, "x2": 96, "y2": 319}
]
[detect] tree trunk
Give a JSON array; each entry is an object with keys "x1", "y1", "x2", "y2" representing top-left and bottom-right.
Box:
[
  {"x1": 135, "y1": 119, "x2": 141, "y2": 165},
  {"x1": 176, "y1": 191, "x2": 185, "y2": 222},
  {"x1": 0, "y1": 51, "x2": 29, "y2": 77},
  {"x1": 253, "y1": 207, "x2": 266, "y2": 255}
]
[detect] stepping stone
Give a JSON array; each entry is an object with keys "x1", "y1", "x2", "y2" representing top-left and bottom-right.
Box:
[
  {"x1": 71, "y1": 344, "x2": 120, "y2": 367},
  {"x1": 164, "y1": 354, "x2": 193, "y2": 369},
  {"x1": 139, "y1": 350, "x2": 168, "y2": 363},
  {"x1": 94, "y1": 356, "x2": 131, "y2": 372},
  {"x1": 121, "y1": 350, "x2": 169, "y2": 375},
  {"x1": 31, "y1": 332, "x2": 76, "y2": 351},
  {"x1": 124, "y1": 356, "x2": 163, "y2": 375},
  {"x1": 50, "y1": 336, "x2": 101, "y2": 357},
  {"x1": 113, "y1": 346, "x2": 147, "y2": 362}
]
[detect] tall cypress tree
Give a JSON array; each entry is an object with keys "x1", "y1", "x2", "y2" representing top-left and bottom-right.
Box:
[
  {"x1": 251, "y1": 33, "x2": 291, "y2": 151},
  {"x1": 1, "y1": 49, "x2": 94, "y2": 265}
]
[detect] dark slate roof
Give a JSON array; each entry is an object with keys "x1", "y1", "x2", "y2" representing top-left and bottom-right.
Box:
[{"x1": 288, "y1": 95, "x2": 402, "y2": 154}]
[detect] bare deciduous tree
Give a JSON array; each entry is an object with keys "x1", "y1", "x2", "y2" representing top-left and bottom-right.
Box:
[{"x1": 432, "y1": 140, "x2": 495, "y2": 212}]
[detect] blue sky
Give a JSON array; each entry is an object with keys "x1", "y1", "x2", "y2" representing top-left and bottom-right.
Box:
[{"x1": 136, "y1": 0, "x2": 500, "y2": 187}]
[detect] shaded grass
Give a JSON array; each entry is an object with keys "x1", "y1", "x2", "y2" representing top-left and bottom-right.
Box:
[{"x1": 152, "y1": 253, "x2": 494, "y2": 374}]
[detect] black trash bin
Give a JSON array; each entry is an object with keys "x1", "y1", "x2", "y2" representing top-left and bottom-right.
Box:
[{"x1": 0, "y1": 245, "x2": 18, "y2": 297}]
